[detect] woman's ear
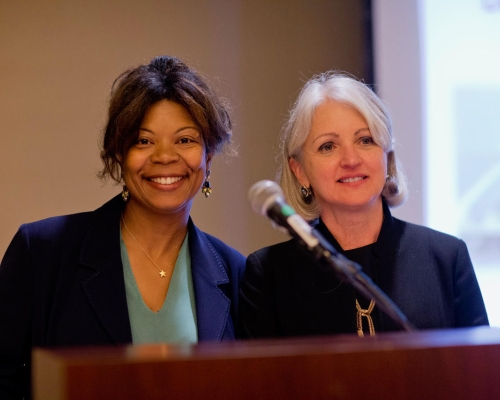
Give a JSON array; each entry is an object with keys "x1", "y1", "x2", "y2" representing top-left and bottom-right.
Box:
[
  {"x1": 289, "y1": 157, "x2": 309, "y2": 188},
  {"x1": 206, "y1": 153, "x2": 213, "y2": 171}
]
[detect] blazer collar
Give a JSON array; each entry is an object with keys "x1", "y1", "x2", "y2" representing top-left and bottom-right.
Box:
[
  {"x1": 78, "y1": 196, "x2": 232, "y2": 343},
  {"x1": 78, "y1": 195, "x2": 133, "y2": 344},
  {"x1": 188, "y1": 219, "x2": 232, "y2": 341},
  {"x1": 372, "y1": 200, "x2": 401, "y2": 258},
  {"x1": 315, "y1": 200, "x2": 400, "y2": 258}
]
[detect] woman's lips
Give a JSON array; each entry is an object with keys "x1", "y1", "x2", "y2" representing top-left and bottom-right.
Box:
[
  {"x1": 148, "y1": 176, "x2": 184, "y2": 185},
  {"x1": 338, "y1": 176, "x2": 366, "y2": 183}
]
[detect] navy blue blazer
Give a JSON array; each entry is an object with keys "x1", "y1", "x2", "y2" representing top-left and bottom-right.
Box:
[
  {"x1": 240, "y1": 202, "x2": 489, "y2": 338},
  {"x1": 0, "y1": 195, "x2": 245, "y2": 399}
]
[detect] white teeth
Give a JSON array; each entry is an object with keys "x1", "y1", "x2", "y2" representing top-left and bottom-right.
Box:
[
  {"x1": 340, "y1": 177, "x2": 364, "y2": 183},
  {"x1": 150, "y1": 176, "x2": 183, "y2": 185}
]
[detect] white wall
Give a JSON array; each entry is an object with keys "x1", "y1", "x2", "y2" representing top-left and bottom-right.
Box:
[
  {"x1": 372, "y1": 0, "x2": 500, "y2": 327},
  {"x1": 372, "y1": 0, "x2": 424, "y2": 225}
]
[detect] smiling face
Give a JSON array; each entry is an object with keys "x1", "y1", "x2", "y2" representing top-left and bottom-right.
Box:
[
  {"x1": 122, "y1": 99, "x2": 210, "y2": 218},
  {"x1": 289, "y1": 100, "x2": 387, "y2": 216}
]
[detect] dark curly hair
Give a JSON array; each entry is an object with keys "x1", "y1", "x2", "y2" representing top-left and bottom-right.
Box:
[{"x1": 99, "y1": 55, "x2": 232, "y2": 183}]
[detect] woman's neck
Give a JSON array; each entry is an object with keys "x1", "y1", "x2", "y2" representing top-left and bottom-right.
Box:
[
  {"x1": 121, "y1": 201, "x2": 189, "y2": 257},
  {"x1": 321, "y1": 199, "x2": 384, "y2": 251}
]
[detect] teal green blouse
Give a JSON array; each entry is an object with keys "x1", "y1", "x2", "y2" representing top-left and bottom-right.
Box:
[{"x1": 120, "y1": 231, "x2": 198, "y2": 344}]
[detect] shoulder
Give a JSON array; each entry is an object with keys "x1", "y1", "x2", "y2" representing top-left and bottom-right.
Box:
[
  {"x1": 389, "y1": 217, "x2": 472, "y2": 271},
  {"x1": 18, "y1": 212, "x2": 92, "y2": 245},
  {"x1": 250, "y1": 239, "x2": 296, "y2": 258},
  {"x1": 13, "y1": 195, "x2": 121, "y2": 247},
  {"x1": 188, "y1": 221, "x2": 246, "y2": 275},
  {"x1": 202, "y1": 230, "x2": 245, "y2": 263},
  {"x1": 247, "y1": 238, "x2": 301, "y2": 269},
  {"x1": 394, "y1": 217, "x2": 466, "y2": 250}
]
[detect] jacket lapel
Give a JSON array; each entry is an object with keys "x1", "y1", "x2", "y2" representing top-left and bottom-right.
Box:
[
  {"x1": 77, "y1": 199, "x2": 232, "y2": 343},
  {"x1": 371, "y1": 202, "x2": 401, "y2": 277},
  {"x1": 188, "y1": 219, "x2": 232, "y2": 341},
  {"x1": 78, "y1": 195, "x2": 133, "y2": 344},
  {"x1": 371, "y1": 202, "x2": 404, "y2": 330}
]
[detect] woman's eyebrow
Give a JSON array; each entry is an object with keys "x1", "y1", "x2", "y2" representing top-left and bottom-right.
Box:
[
  {"x1": 138, "y1": 126, "x2": 200, "y2": 135},
  {"x1": 354, "y1": 128, "x2": 370, "y2": 136},
  {"x1": 311, "y1": 132, "x2": 339, "y2": 144}
]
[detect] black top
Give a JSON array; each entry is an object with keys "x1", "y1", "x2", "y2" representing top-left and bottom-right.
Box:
[{"x1": 239, "y1": 202, "x2": 489, "y2": 339}]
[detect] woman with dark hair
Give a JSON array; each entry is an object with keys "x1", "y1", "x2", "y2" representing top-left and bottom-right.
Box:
[
  {"x1": 239, "y1": 71, "x2": 489, "y2": 339},
  {"x1": 0, "y1": 56, "x2": 245, "y2": 399}
]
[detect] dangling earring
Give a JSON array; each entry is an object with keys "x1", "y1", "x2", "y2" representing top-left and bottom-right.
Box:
[
  {"x1": 301, "y1": 186, "x2": 312, "y2": 199},
  {"x1": 122, "y1": 185, "x2": 130, "y2": 202},
  {"x1": 202, "y1": 170, "x2": 212, "y2": 198}
]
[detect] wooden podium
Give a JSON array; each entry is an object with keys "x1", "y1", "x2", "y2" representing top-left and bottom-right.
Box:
[{"x1": 33, "y1": 326, "x2": 500, "y2": 400}]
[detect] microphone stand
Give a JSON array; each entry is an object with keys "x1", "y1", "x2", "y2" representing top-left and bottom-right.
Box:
[{"x1": 305, "y1": 229, "x2": 416, "y2": 333}]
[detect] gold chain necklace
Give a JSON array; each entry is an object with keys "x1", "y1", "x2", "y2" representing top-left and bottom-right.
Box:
[
  {"x1": 121, "y1": 215, "x2": 180, "y2": 278},
  {"x1": 356, "y1": 299, "x2": 376, "y2": 337}
]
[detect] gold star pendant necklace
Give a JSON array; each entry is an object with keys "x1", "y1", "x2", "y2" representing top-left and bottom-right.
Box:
[{"x1": 121, "y1": 215, "x2": 180, "y2": 278}]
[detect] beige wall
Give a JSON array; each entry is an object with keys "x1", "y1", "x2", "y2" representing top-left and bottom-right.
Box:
[{"x1": 0, "y1": 0, "x2": 369, "y2": 258}]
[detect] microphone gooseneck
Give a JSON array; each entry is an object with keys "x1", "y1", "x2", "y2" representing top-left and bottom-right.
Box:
[{"x1": 248, "y1": 180, "x2": 415, "y2": 333}]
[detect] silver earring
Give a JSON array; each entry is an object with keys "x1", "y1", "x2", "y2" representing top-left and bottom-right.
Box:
[
  {"x1": 301, "y1": 186, "x2": 312, "y2": 204},
  {"x1": 201, "y1": 170, "x2": 212, "y2": 198}
]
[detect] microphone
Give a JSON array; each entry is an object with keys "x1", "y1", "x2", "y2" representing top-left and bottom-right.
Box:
[
  {"x1": 248, "y1": 180, "x2": 351, "y2": 267},
  {"x1": 248, "y1": 180, "x2": 415, "y2": 332}
]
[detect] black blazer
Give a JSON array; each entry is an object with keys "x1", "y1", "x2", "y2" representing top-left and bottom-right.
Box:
[
  {"x1": 239, "y1": 203, "x2": 489, "y2": 338},
  {"x1": 0, "y1": 195, "x2": 245, "y2": 399}
]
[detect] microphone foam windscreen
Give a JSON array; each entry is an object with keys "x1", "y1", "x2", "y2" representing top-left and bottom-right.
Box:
[{"x1": 248, "y1": 180, "x2": 284, "y2": 216}]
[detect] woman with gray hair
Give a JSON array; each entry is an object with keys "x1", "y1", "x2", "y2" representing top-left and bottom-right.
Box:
[{"x1": 240, "y1": 72, "x2": 488, "y2": 338}]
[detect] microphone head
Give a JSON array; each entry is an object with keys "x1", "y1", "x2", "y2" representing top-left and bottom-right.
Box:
[{"x1": 248, "y1": 180, "x2": 284, "y2": 217}]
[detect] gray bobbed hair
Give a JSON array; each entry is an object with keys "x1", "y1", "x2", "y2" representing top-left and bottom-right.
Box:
[{"x1": 278, "y1": 71, "x2": 408, "y2": 221}]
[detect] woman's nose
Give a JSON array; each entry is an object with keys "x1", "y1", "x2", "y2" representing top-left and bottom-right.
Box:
[
  {"x1": 150, "y1": 142, "x2": 179, "y2": 164},
  {"x1": 339, "y1": 145, "x2": 361, "y2": 168}
]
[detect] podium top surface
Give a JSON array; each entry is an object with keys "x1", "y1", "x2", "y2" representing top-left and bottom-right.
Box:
[
  {"x1": 33, "y1": 326, "x2": 500, "y2": 400},
  {"x1": 35, "y1": 325, "x2": 500, "y2": 364}
]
